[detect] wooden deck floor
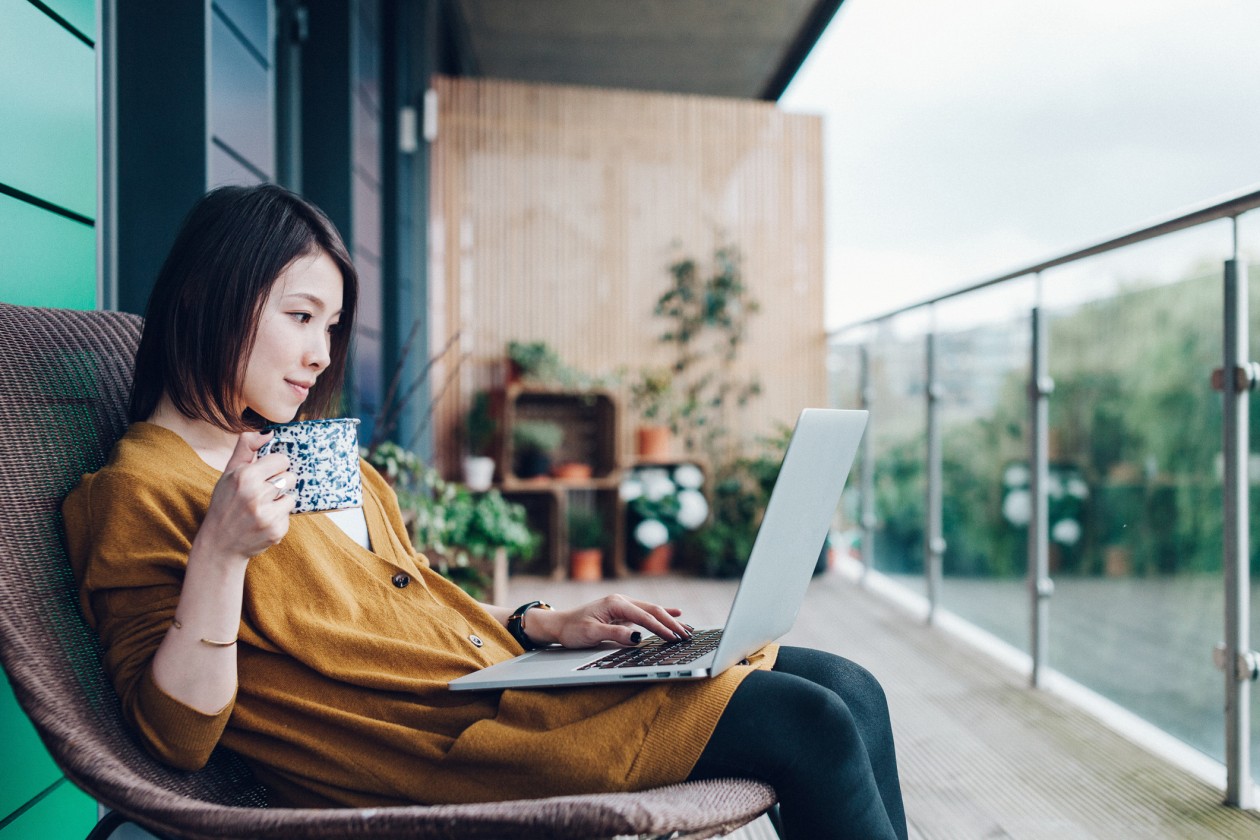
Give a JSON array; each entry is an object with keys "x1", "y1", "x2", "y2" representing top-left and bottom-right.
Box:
[{"x1": 510, "y1": 569, "x2": 1260, "y2": 839}]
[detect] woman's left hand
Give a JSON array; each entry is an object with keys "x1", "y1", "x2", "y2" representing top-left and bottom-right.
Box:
[{"x1": 528, "y1": 594, "x2": 692, "y2": 649}]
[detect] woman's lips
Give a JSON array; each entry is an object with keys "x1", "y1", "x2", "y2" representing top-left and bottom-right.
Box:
[{"x1": 286, "y1": 380, "x2": 312, "y2": 399}]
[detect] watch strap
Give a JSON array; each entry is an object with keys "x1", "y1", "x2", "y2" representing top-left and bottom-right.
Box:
[{"x1": 507, "y1": 600, "x2": 553, "y2": 650}]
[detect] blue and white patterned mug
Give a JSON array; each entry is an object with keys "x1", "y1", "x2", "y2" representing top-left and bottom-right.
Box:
[{"x1": 257, "y1": 418, "x2": 362, "y2": 514}]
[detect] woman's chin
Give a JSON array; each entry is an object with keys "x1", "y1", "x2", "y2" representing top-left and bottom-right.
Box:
[{"x1": 243, "y1": 407, "x2": 297, "y2": 427}]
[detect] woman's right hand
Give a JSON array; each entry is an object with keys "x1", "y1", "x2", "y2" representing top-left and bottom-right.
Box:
[{"x1": 196, "y1": 431, "x2": 296, "y2": 563}]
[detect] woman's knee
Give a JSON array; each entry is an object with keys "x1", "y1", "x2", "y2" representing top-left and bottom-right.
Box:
[
  {"x1": 765, "y1": 676, "x2": 867, "y2": 770},
  {"x1": 692, "y1": 671, "x2": 863, "y2": 782},
  {"x1": 776, "y1": 647, "x2": 890, "y2": 720}
]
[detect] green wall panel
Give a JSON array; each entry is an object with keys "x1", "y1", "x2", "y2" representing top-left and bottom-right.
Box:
[
  {"x1": 0, "y1": 678, "x2": 61, "y2": 824},
  {"x1": 0, "y1": 194, "x2": 95, "y2": 309},
  {"x1": 1, "y1": 780, "x2": 96, "y2": 840},
  {"x1": 0, "y1": 0, "x2": 96, "y2": 218},
  {"x1": 42, "y1": 0, "x2": 95, "y2": 42}
]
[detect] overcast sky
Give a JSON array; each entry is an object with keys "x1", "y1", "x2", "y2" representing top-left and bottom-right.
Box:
[{"x1": 781, "y1": 0, "x2": 1260, "y2": 330}]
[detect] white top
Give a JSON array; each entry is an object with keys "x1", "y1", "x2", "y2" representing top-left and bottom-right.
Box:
[{"x1": 325, "y1": 506, "x2": 371, "y2": 549}]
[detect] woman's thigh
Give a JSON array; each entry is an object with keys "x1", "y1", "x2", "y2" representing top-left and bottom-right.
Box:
[{"x1": 688, "y1": 647, "x2": 905, "y2": 840}]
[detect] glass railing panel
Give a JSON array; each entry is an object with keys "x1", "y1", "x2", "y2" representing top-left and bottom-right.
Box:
[
  {"x1": 1240, "y1": 206, "x2": 1260, "y2": 266},
  {"x1": 1243, "y1": 205, "x2": 1260, "y2": 781},
  {"x1": 867, "y1": 309, "x2": 931, "y2": 593},
  {"x1": 933, "y1": 280, "x2": 1034, "y2": 647},
  {"x1": 827, "y1": 335, "x2": 868, "y2": 557},
  {"x1": 1042, "y1": 220, "x2": 1241, "y2": 771}
]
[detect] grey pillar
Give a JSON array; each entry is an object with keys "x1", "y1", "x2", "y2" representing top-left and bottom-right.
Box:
[
  {"x1": 925, "y1": 330, "x2": 944, "y2": 623},
  {"x1": 859, "y1": 343, "x2": 875, "y2": 582},
  {"x1": 110, "y1": 1, "x2": 209, "y2": 314},
  {"x1": 1220, "y1": 254, "x2": 1256, "y2": 807},
  {"x1": 1028, "y1": 299, "x2": 1054, "y2": 688}
]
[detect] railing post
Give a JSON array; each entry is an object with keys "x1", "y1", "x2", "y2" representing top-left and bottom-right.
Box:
[
  {"x1": 925, "y1": 328, "x2": 944, "y2": 623},
  {"x1": 1219, "y1": 252, "x2": 1256, "y2": 807},
  {"x1": 859, "y1": 344, "x2": 876, "y2": 583},
  {"x1": 1028, "y1": 282, "x2": 1054, "y2": 688}
]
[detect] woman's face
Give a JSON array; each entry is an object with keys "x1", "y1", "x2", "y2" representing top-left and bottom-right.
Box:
[{"x1": 239, "y1": 249, "x2": 345, "y2": 424}]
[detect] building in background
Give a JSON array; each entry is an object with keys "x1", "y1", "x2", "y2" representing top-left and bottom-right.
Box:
[{"x1": 0, "y1": 2, "x2": 840, "y2": 834}]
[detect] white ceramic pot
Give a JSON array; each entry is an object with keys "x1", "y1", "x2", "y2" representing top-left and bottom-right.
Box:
[{"x1": 463, "y1": 455, "x2": 496, "y2": 491}]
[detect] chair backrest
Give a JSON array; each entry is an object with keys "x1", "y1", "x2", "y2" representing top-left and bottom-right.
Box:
[
  {"x1": 0, "y1": 302, "x2": 778, "y2": 840},
  {"x1": 0, "y1": 303, "x2": 269, "y2": 813}
]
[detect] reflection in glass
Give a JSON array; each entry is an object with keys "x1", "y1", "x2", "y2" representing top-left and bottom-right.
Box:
[
  {"x1": 1045, "y1": 256, "x2": 1247, "y2": 772},
  {"x1": 866, "y1": 313, "x2": 929, "y2": 589},
  {"x1": 933, "y1": 282, "x2": 1032, "y2": 645}
]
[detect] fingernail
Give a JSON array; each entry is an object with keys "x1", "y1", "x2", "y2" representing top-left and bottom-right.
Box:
[{"x1": 630, "y1": 631, "x2": 642, "y2": 645}]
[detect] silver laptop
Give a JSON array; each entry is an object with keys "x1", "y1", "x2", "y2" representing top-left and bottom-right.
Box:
[{"x1": 448, "y1": 408, "x2": 868, "y2": 692}]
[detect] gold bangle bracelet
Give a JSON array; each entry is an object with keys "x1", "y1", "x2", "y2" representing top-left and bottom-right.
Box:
[{"x1": 172, "y1": 618, "x2": 239, "y2": 647}]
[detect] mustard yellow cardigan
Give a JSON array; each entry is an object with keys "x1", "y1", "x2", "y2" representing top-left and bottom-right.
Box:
[{"x1": 62, "y1": 423, "x2": 774, "y2": 807}]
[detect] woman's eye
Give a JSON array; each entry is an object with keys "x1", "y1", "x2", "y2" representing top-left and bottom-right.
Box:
[{"x1": 289, "y1": 312, "x2": 313, "y2": 324}]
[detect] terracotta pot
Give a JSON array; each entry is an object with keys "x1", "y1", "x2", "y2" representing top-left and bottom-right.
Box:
[
  {"x1": 636, "y1": 425, "x2": 673, "y2": 460},
  {"x1": 570, "y1": 548, "x2": 603, "y2": 582},
  {"x1": 639, "y1": 542, "x2": 674, "y2": 576},
  {"x1": 506, "y1": 358, "x2": 524, "y2": 385},
  {"x1": 551, "y1": 462, "x2": 593, "y2": 480}
]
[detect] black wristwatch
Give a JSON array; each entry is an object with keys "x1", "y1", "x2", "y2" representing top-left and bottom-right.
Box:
[{"x1": 507, "y1": 600, "x2": 554, "y2": 651}]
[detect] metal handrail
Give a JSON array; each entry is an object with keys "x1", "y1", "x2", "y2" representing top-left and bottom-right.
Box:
[
  {"x1": 830, "y1": 183, "x2": 1260, "y2": 807},
  {"x1": 830, "y1": 183, "x2": 1260, "y2": 333}
]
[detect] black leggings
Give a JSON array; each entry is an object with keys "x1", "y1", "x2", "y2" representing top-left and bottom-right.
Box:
[{"x1": 688, "y1": 647, "x2": 908, "y2": 840}]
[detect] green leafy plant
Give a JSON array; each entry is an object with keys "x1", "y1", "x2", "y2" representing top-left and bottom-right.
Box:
[
  {"x1": 512, "y1": 420, "x2": 564, "y2": 455},
  {"x1": 445, "y1": 488, "x2": 540, "y2": 563},
  {"x1": 647, "y1": 240, "x2": 765, "y2": 576},
  {"x1": 655, "y1": 242, "x2": 761, "y2": 462},
  {"x1": 363, "y1": 443, "x2": 538, "y2": 598},
  {"x1": 506, "y1": 340, "x2": 619, "y2": 392},
  {"x1": 466, "y1": 390, "x2": 496, "y2": 457},
  {"x1": 685, "y1": 427, "x2": 787, "y2": 578},
  {"x1": 622, "y1": 464, "x2": 709, "y2": 554},
  {"x1": 567, "y1": 508, "x2": 606, "y2": 551},
  {"x1": 628, "y1": 367, "x2": 684, "y2": 429},
  {"x1": 507, "y1": 340, "x2": 565, "y2": 383}
]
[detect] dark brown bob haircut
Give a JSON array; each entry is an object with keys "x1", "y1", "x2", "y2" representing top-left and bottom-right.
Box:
[{"x1": 129, "y1": 184, "x2": 358, "y2": 430}]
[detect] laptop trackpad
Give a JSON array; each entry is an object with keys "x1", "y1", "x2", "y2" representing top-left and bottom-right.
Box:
[{"x1": 524, "y1": 643, "x2": 621, "y2": 665}]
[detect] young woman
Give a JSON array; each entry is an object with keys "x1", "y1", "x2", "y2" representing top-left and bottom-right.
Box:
[{"x1": 63, "y1": 184, "x2": 907, "y2": 839}]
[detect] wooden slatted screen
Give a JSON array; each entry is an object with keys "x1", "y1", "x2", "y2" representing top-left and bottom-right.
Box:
[{"x1": 428, "y1": 75, "x2": 825, "y2": 475}]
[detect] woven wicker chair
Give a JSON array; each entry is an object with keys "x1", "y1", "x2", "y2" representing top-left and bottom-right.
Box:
[{"x1": 0, "y1": 302, "x2": 776, "y2": 840}]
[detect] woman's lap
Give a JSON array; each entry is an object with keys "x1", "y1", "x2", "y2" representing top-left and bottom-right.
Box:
[{"x1": 687, "y1": 646, "x2": 907, "y2": 840}]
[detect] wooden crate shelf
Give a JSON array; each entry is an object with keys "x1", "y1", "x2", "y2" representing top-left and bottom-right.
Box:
[{"x1": 494, "y1": 385, "x2": 626, "y2": 580}]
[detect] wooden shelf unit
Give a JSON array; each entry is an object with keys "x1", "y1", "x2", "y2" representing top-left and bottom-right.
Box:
[{"x1": 494, "y1": 385, "x2": 626, "y2": 579}]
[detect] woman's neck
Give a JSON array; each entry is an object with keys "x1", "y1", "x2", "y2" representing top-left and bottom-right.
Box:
[{"x1": 146, "y1": 397, "x2": 239, "y2": 472}]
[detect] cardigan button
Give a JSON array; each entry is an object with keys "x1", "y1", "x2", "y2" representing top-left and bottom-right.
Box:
[
  {"x1": 392, "y1": 573, "x2": 410, "y2": 588},
  {"x1": 469, "y1": 634, "x2": 484, "y2": 648}
]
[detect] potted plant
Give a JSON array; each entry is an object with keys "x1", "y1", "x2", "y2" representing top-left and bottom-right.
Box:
[
  {"x1": 363, "y1": 443, "x2": 538, "y2": 600},
  {"x1": 512, "y1": 420, "x2": 564, "y2": 479},
  {"x1": 687, "y1": 427, "x2": 786, "y2": 578},
  {"x1": 506, "y1": 340, "x2": 564, "y2": 384},
  {"x1": 629, "y1": 367, "x2": 683, "y2": 460},
  {"x1": 620, "y1": 464, "x2": 709, "y2": 575},
  {"x1": 463, "y1": 390, "x2": 496, "y2": 491},
  {"x1": 506, "y1": 339, "x2": 618, "y2": 392},
  {"x1": 567, "y1": 508, "x2": 605, "y2": 581}
]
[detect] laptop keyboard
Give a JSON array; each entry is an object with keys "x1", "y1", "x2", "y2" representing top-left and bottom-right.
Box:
[{"x1": 577, "y1": 628, "x2": 723, "y2": 670}]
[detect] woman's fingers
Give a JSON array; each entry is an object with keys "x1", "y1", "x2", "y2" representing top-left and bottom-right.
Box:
[
  {"x1": 600, "y1": 595, "x2": 691, "y2": 643},
  {"x1": 226, "y1": 430, "x2": 270, "y2": 471},
  {"x1": 628, "y1": 597, "x2": 692, "y2": 639},
  {"x1": 551, "y1": 595, "x2": 696, "y2": 649},
  {"x1": 200, "y1": 438, "x2": 296, "y2": 561}
]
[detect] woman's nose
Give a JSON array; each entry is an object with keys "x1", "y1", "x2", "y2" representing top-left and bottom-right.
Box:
[{"x1": 306, "y1": 332, "x2": 332, "y2": 371}]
